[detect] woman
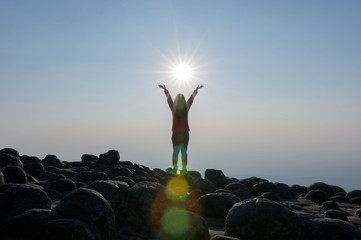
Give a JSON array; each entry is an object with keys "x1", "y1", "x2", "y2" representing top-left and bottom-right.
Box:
[{"x1": 159, "y1": 84, "x2": 203, "y2": 174}]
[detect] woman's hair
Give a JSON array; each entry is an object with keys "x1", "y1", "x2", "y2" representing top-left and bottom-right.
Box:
[{"x1": 173, "y1": 93, "x2": 187, "y2": 118}]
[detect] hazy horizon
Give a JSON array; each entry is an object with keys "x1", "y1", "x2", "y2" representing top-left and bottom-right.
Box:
[{"x1": 1, "y1": 1, "x2": 360, "y2": 191}]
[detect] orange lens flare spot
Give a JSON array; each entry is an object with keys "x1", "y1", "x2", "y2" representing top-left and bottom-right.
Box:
[{"x1": 166, "y1": 176, "x2": 189, "y2": 202}]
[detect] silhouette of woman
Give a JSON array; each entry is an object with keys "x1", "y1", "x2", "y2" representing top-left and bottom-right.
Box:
[{"x1": 159, "y1": 84, "x2": 203, "y2": 174}]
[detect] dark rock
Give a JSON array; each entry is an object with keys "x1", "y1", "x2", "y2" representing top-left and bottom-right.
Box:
[
  {"x1": 304, "y1": 218, "x2": 361, "y2": 240},
  {"x1": 199, "y1": 192, "x2": 240, "y2": 219},
  {"x1": 56, "y1": 168, "x2": 77, "y2": 178},
  {"x1": 108, "y1": 167, "x2": 133, "y2": 179},
  {"x1": 291, "y1": 184, "x2": 307, "y2": 195},
  {"x1": 3, "y1": 166, "x2": 28, "y2": 184},
  {"x1": 0, "y1": 209, "x2": 95, "y2": 240},
  {"x1": 50, "y1": 178, "x2": 76, "y2": 194},
  {"x1": 330, "y1": 194, "x2": 348, "y2": 203},
  {"x1": 259, "y1": 191, "x2": 280, "y2": 201},
  {"x1": 322, "y1": 200, "x2": 339, "y2": 209},
  {"x1": 250, "y1": 181, "x2": 278, "y2": 196},
  {"x1": 20, "y1": 155, "x2": 42, "y2": 164},
  {"x1": 26, "y1": 162, "x2": 46, "y2": 174},
  {"x1": 112, "y1": 176, "x2": 135, "y2": 187},
  {"x1": 211, "y1": 236, "x2": 240, "y2": 240},
  {"x1": 26, "y1": 174, "x2": 38, "y2": 182},
  {"x1": 350, "y1": 196, "x2": 361, "y2": 204},
  {"x1": 0, "y1": 153, "x2": 23, "y2": 169},
  {"x1": 237, "y1": 179, "x2": 253, "y2": 189},
  {"x1": 0, "y1": 148, "x2": 20, "y2": 158},
  {"x1": 119, "y1": 160, "x2": 133, "y2": 168},
  {"x1": 307, "y1": 182, "x2": 335, "y2": 197},
  {"x1": 45, "y1": 165, "x2": 61, "y2": 173},
  {"x1": 305, "y1": 190, "x2": 329, "y2": 203},
  {"x1": 127, "y1": 181, "x2": 164, "y2": 234},
  {"x1": 216, "y1": 176, "x2": 237, "y2": 189},
  {"x1": 32, "y1": 171, "x2": 66, "y2": 181},
  {"x1": 157, "y1": 209, "x2": 210, "y2": 240},
  {"x1": 88, "y1": 172, "x2": 109, "y2": 183},
  {"x1": 246, "y1": 176, "x2": 268, "y2": 184},
  {"x1": 81, "y1": 154, "x2": 99, "y2": 164},
  {"x1": 215, "y1": 189, "x2": 232, "y2": 194},
  {"x1": 99, "y1": 150, "x2": 120, "y2": 165},
  {"x1": 331, "y1": 185, "x2": 346, "y2": 195},
  {"x1": 225, "y1": 198, "x2": 305, "y2": 240},
  {"x1": 54, "y1": 188, "x2": 115, "y2": 240},
  {"x1": 194, "y1": 178, "x2": 216, "y2": 196},
  {"x1": 274, "y1": 182, "x2": 294, "y2": 199},
  {"x1": 325, "y1": 209, "x2": 349, "y2": 221},
  {"x1": 187, "y1": 170, "x2": 202, "y2": 179},
  {"x1": 0, "y1": 184, "x2": 51, "y2": 216},
  {"x1": 205, "y1": 169, "x2": 225, "y2": 185},
  {"x1": 224, "y1": 182, "x2": 251, "y2": 199},
  {"x1": 43, "y1": 154, "x2": 63, "y2": 168},
  {"x1": 346, "y1": 190, "x2": 361, "y2": 199},
  {"x1": 0, "y1": 170, "x2": 4, "y2": 184},
  {"x1": 355, "y1": 208, "x2": 361, "y2": 217},
  {"x1": 86, "y1": 180, "x2": 130, "y2": 223},
  {"x1": 71, "y1": 170, "x2": 92, "y2": 182}
]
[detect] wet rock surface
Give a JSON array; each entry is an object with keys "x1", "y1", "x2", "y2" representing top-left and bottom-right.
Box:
[{"x1": 0, "y1": 148, "x2": 360, "y2": 239}]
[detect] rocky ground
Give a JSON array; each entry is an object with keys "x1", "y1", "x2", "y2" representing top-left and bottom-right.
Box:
[{"x1": 0, "y1": 148, "x2": 361, "y2": 240}]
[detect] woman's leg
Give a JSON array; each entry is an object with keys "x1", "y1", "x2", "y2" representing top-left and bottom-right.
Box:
[
  {"x1": 172, "y1": 145, "x2": 181, "y2": 170},
  {"x1": 180, "y1": 145, "x2": 187, "y2": 171}
]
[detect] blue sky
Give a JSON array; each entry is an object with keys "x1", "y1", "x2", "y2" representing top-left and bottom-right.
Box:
[{"x1": 1, "y1": 1, "x2": 360, "y2": 190}]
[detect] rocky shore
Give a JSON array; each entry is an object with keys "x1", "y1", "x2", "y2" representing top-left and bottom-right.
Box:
[{"x1": 0, "y1": 148, "x2": 361, "y2": 240}]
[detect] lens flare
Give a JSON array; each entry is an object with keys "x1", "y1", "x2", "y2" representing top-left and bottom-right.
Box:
[
  {"x1": 165, "y1": 176, "x2": 189, "y2": 202},
  {"x1": 161, "y1": 206, "x2": 190, "y2": 237}
]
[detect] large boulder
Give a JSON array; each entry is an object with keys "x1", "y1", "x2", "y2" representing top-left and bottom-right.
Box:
[
  {"x1": 86, "y1": 180, "x2": 130, "y2": 223},
  {"x1": 305, "y1": 190, "x2": 329, "y2": 203},
  {"x1": 108, "y1": 167, "x2": 133, "y2": 179},
  {"x1": 0, "y1": 148, "x2": 20, "y2": 158},
  {"x1": 81, "y1": 154, "x2": 99, "y2": 164},
  {"x1": 304, "y1": 218, "x2": 361, "y2": 240},
  {"x1": 307, "y1": 182, "x2": 335, "y2": 197},
  {"x1": 224, "y1": 182, "x2": 251, "y2": 199},
  {"x1": 194, "y1": 178, "x2": 217, "y2": 196},
  {"x1": 54, "y1": 188, "x2": 115, "y2": 240},
  {"x1": 25, "y1": 162, "x2": 46, "y2": 175},
  {"x1": 0, "y1": 209, "x2": 95, "y2": 240},
  {"x1": 205, "y1": 169, "x2": 225, "y2": 186},
  {"x1": 346, "y1": 190, "x2": 361, "y2": 199},
  {"x1": 43, "y1": 155, "x2": 63, "y2": 168},
  {"x1": 0, "y1": 184, "x2": 51, "y2": 217},
  {"x1": 2, "y1": 166, "x2": 28, "y2": 184},
  {"x1": 250, "y1": 181, "x2": 278, "y2": 196},
  {"x1": 199, "y1": 192, "x2": 241, "y2": 219},
  {"x1": 49, "y1": 178, "x2": 76, "y2": 196},
  {"x1": 0, "y1": 153, "x2": 23, "y2": 169},
  {"x1": 225, "y1": 198, "x2": 305, "y2": 240},
  {"x1": 99, "y1": 150, "x2": 120, "y2": 165}
]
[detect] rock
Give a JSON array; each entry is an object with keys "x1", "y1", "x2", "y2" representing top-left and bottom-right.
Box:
[
  {"x1": 49, "y1": 178, "x2": 76, "y2": 194},
  {"x1": 2, "y1": 166, "x2": 28, "y2": 183},
  {"x1": 346, "y1": 190, "x2": 361, "y2": 199},
  {"x1": 157, "y1": 208, "x2": 210, "y2": 240},
  {"x1": 71, "y1": 170, "x2": 92, "y2": 182},
  {"x1": 0, "y1": 184, "x2": 51, "y2": 216},
  {"x1": 246, "y1": 176, "x2": 268, "y2": 184},
  {"x1": 304, "y1": 218, "x2": 361, "y2": 240},
  {"x1": 32, "y1": 171, "x2": 66, "y2": 181},
  {"x1": 81, "y1": 154, "x2": 99, "y2": 164},
  {"x1": 305, "y1": 190, "x2": 329, "y2": 203},
  {"x1": 99, "y1": 150, "x2": 120, "y2": 165},
  {"x1": 127, "y1": 181, "x2": 164, "y2": 234},
  {"x1": 119, "y1": 160, "x2": 133, "y2": 168},
  {"x1": 224, "y1": 182, "x2": 251, "y2": 199},
  {"x1": 108, "y1": 167, "x2": 133, "y2": 179},
  {"x1": 355, "y1": 208, "x2": 361, "y2": 217},
  {"x1": 0, "y1": 170, "x2": 4, "y2": 184},
  {"x1": 194, "y1": 178, "x2": 217, "y2": 196},
  {"x1": 250, "y1": 181, "x2": 278, "y2": 196},
  {"x1": 199, "y1": 192, "x2": 240, "y2": 218},
  {"x1": 88, "y1": 172, "x2": 109, "y2": 183},
  {"x1": 205, "y1": 169, "x2": 225, "y2": 185},
  {"x1": 0, "y1": 209, "x2": 95, "y2": 240},
  {"x1": 325, "y1": 209, "x2": 349, "y2": 221},
  {"x1": 225, "y1": 198, "x2": 305, "y2": 240},
  {"x1": 54, "y1": 188, "x2": 115, "y2": 240},
  {"x1": 187, "y1": 170, "x2": 202, "y2": 179},
  {"x1": 237, "y1": 179, "x2": 253, "y2": 189},
  {"x1": 322, "y1": 200, "x2": 339, "y2": 209},
  {"x1": 331, "y1": 185, "x2": 346, "y2": 195},
  {"x1": 0, "y1": 148, "x2": 20, "y2": 158},
  {"x1": 330, "y1": 194, "x2": 348, "y2": 203},
  {"x1": 307, "y1": 182, "x2": 335, "y2": 197},
  {"x1": 350, "y1": 196, "x2": 361, "y2": 204},
  {"x1": 112, "y1": 176, "x2": 135, "y2": 187},
  {"x1": 26, "y1": 162, "x2": 46, "y2": 174},
  {"x1": 211, "y1": 236, "x2": 240, "y2": 240},
  {"x1": 43, "y1": 154, "x2": 63, "y2": 168},
  {"x1": 0, "y1": 153, "x2": 23, "y2": 169},
  {"x1": 274, "y1": 182, "x2": 294, "y2": 199},
  {"x1": 216, "y1": 176, "x2": 237, "y2": 189},
  {"x1": 291, "y1": 184, "x2": 307, "y2": 195},
  {"x1": 86, "y1": 180, "x2": 130, "y2": 223},
  {"x1": 20, "y1": 155, "x2": 42, "y2": 164},
  {"x1": 259, "y1": 191, "x2": 280, "y2": 201}
]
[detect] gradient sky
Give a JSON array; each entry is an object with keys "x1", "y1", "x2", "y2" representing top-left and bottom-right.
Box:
[{"x1": 1, "y1": 1, "x2": 360, "y2": 190}]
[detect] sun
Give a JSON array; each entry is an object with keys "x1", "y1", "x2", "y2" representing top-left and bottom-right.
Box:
[{"x1": 172, "y1": 63, "x2": 193, "y2": 82}]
